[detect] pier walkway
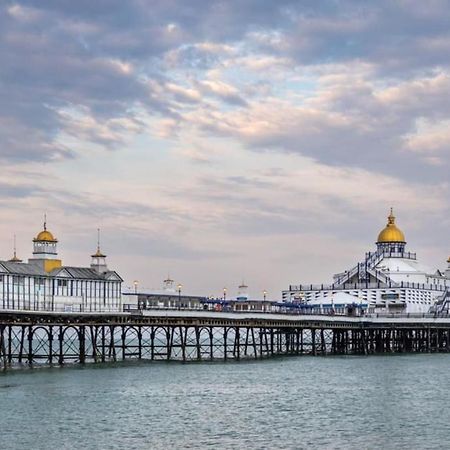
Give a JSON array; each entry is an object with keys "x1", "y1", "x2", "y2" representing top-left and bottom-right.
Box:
[{"x1": 1, "y1": 309, "x2": 450, "y2": 370}]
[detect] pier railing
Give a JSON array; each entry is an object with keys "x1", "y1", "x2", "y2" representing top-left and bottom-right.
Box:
[
  {"x1": 0, "y1": 303, "x2": 123, "y2": 314},
  {"x1": 288, "y1": 281, "x2": 448, "y2": 292},
  {"x1": 122, "y1": 304, "x2": 450, "y2": 319}
]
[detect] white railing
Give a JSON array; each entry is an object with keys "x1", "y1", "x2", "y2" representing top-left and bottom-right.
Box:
[
  {"x1": 288, "y1": 281, "x2": 448, "y2": 292},
  {"x1": 0, "y1": 304, "x2": 123, "y2": 314}
]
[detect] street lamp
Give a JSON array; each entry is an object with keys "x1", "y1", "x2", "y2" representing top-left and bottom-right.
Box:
[
  {"x1": 223, "y1": 287, "x2": 227, "y2": 301},
  {"x1": 177, "y1": 283, "x2": 182, "y2": 309},
  {"x1": 263, "y1": 290, "x2": 267, "y2": 301},
  {"x1": 133, "y1": 280, "x2": 138, "y2": 294}
]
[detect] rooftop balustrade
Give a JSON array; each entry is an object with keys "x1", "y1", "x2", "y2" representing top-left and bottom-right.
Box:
[{"x1": 288, "y1": 281, "x2": 448, "y2": 292}]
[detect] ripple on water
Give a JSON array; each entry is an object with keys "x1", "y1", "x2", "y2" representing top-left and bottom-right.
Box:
[{"x1": 0, "y1": 355, "x2": 450, "y2": 449}]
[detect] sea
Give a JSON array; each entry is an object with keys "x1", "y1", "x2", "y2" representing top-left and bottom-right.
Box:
[{"x1": 0, "y1": 354, "x2": 449, "y2": 449}]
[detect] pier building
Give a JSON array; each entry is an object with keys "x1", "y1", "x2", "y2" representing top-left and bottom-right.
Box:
[
  {"x1": 283, "y1": 210, "x2": 449, "y2": 314},
  {"x1": 0, "y1": 222, "x2": 123, "y2": 312},
  {"x1": 124, "y1": 280, "x2": 275, "y2": 313}
]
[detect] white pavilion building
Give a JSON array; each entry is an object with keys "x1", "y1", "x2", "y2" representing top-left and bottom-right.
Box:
[
  {"x1": 282, "y1": 210, "x2": 449, "y2": 314},
  {"x1": 0, "y1": 221, "x2": 123, "y2": 312}
]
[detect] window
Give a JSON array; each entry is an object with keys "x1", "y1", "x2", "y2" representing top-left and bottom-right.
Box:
[
  {"x1": 13, "y1": 276, "x2": 25, "y2": 285},
  {"x1": 57, "y1": 279, "x2": 68, "y2": 287},
  {"x1": 381, "y1": 293, "x2": 399, "y2": 300}
]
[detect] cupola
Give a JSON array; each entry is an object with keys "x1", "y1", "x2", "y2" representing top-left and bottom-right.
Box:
[
  {"x1": 91, "y1": 229, "x2": 108, "y2": 273},
  {"x1": 29, "y1": 216, "x2": 62, "y2": 272},
  {"x1": 33, "y1": 218, "x2": 58, "y2": 256},
  {"x1": 163, "y1": 275, "x2": 175, "y2": 292},
  {"x1": 237, "y1": 281, "x2": 249, "y2": 301},
  {"x1": 376, "y1": 208, "x2": 406, "y2": 254}
]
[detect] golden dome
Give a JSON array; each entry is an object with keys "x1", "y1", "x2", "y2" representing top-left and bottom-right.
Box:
[
  {"x1": 447, "y1": 255, "x2": 450, "y2": 263},
  {"x1": 377, "y1": 209, "x2": 406, "y2": 243},
  {"x1": 34, "y1": 230, "x2": 57, "y2": 242},
  {"x1": 33, "y1": 216, "x2": 58, "y2": 242},
  {"x1": 33, "y1": 224, "x2": 57, "y2": 242}
]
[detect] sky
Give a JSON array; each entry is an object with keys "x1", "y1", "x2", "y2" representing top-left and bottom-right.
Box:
[{"x1": 0, "y1": 0, "x2": 449, "y2": 298}]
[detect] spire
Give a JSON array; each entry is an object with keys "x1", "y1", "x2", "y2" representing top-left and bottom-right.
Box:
[
  {"x1": 97, "y1": 228, "x2": 100, "y2": 252},
  {"x1": 164, "y1": 272, "x2": 174, "y2": 283},
  {"x1": 92, "y1": 228, "x2": 106, "y2": 258},
  {"x1": 9, "y1": 234, "x2": 22, "y2": 263},
  {"x1": 43, "y1": 213, "x2": 47, "y2": 231}
]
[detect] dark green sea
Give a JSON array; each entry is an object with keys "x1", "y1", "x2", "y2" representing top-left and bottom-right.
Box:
[{"x1": 0, "y1": 355, "x2": 449, "y2": 449}]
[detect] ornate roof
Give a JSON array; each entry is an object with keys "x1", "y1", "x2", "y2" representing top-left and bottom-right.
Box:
[{"x1": 377, "y1": 208, "x2": 406, "y2": 243}]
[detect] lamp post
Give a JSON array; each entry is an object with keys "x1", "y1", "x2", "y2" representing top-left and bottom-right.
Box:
[
  {"x1": 223, "y1": 287, "x2": 227, "y2": 301},
  {"x1": 263, "y1": 290, "x2": 267, "y2": 301},
  {"x1": 133, "y1": 280, "x2": 138, "y2": 294},
  {"x1": 177, "y1": 283, "x2": 182, "y2": 309}
]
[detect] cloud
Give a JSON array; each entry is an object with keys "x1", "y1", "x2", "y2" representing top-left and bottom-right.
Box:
[
  {"x1": 3, "y1": 0, "x2": 450, "y2": 167},
  {"x1": 177, "y1": 68, "x2": 450, "y2": 182},
  {"x1": 197, "y1": 79, "x2": 247, "y2": 106}
]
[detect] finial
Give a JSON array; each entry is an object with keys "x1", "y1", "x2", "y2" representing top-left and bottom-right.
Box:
[
  {"x1": 43, "y1": 213, "x2": 47, "y2": 231},
  {"x1": 9, "y1": 234, "x2": 22, "y2": 263},
  {"x1": 388, "y1": 207, "x2": 395, "y2": 225}
]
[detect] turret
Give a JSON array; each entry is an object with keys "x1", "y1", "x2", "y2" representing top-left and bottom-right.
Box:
[
  {"x1": 163, "y1": 275, "x2": 176, "y2": 292},
  {"x1": 28, "y1": 217, "x2": 62, "y2": 272},
  {"x1": 91, "y1": 229, "x2": 108, "y2": 274},
  {"x1": 237, "y1": 281, "x2": 249, "y2": 300}
]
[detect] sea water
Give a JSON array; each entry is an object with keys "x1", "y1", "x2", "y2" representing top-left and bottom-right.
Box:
[{"x1": 0, "y1": 355, "x2": 449, "y2": 449}]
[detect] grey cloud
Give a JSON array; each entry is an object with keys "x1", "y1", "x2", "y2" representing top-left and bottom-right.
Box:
[
  {"x1": 3, "y1": 0, "x2": 450, "y2": 176},
  {"x1": 196, "y1": 73, "x2": 450, "y2": 183},
  {"x1": 108, "y1": 231, "x2": 234, "y2": 261},
  {"x1": 0, "y1": 181, "x2": 46, "y2": 199},
  {"x1": 260, "y1": 1, "x2": 450, "y2": 76}
]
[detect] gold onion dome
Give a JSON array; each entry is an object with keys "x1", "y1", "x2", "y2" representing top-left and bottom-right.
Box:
[
  {"x1": 33, "y1": 220, "x2": 57, "y2": 242},
  {"x1": 377, "y1": 209, "x2": 406, "y2": 243},
  {"x1": 447, "y1": 256, "x2": 450, "y2": 263}
]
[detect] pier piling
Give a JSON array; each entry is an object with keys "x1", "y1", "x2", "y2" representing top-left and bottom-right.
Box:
[{"x1": 1, "y1": 311, "x2": 450, "y2": 370}]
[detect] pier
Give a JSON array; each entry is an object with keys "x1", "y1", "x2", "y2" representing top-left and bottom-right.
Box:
[{"x1": 1, "y1": 310, "x2": 450, "y2": 370}]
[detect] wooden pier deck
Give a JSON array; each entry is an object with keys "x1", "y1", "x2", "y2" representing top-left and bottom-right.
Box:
[{"x1": 1, "y1": 310, "x2": 450, "y2": 370}]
